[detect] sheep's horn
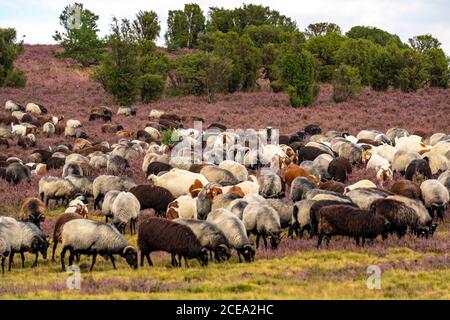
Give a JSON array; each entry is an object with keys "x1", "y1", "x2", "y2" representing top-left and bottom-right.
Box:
[{"x1": 123, "y1": 246, "x2": 136, "y2": 254}]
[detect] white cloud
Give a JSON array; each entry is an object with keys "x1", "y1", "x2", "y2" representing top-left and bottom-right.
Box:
[{"x1": 1, "y1": 0, "x2": 449, "y2": 53}]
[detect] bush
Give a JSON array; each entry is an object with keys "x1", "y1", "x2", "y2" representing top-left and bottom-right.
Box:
[
  {"x1": 139, "y1": 74, "x2": 165, "y2": 102},
  {"x1": 168, "y1": 52, "x2": 206, "y2": 96},
  {"x1": 424, "y1": 48, "x2": 449, "y2": 88},
  {"x1": 395, "y1": 48, "x2": 428, "y2": 92},
  {"x1": 281, "y1": 49, "x2": 316, "y2": 107},
  {"x1": 333, "y1": 64, "x2": 362, "y2": 103},
  {"x1": 4, "y1": 68, "x2": 27, "y2": 87}
]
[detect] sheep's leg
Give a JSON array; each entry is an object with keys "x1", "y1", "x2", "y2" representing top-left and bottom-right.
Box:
[
  {"x1": 361, "y1": 238, "x2": 366, "y2": 247},
  {"x1": 51, "y1": 241, "x2": 58, "y2": 262},
  {"x1": 256, "y1": 234, "x2": 261, "y2": 249},
  {"x1": 45, "y1": 197, "x2": 49, "y2": 208},
  {"x1": 184, "y1": 256, "x2": 189, "y2": 268},
  {"x1": 60, "y1": 247, "x2": 68, "y2": 272},
  {"x1": 40, "y1": 193, "x2": 44, "y2": 202},
  {"x1": 140, "y1": 252, "x2": 145, "y2": 267},
  {"x1": 171, "y1": 254, "x2": 177, "y2": 267},
  {"x1": 89, "y1": 253, "x2": 97, "y2": 272},
  {"x1": 317, "y1": 234, "x2": 323, "y2": 249},
  {"x1": 8, "y1": 251, "x2": 15, "y2": 271},
  {"x1": 146, "y1": 253, "x2": 153, "y2": 267},
  {"x1": 20, "y1": 252, "x2": 25, "y2": 268},
  {"x1": 1, "y1": 257, "x2": 5, "y2": 274},
  {"x1": 68, "y1": 250, "x2": 75, "y2": 267},
  {"x1": 75, "y1": 254, "x2": 81, "y2": 262},
  {"x1": 109, "y1": 254, "x2": 116, "y2": 269},
  {"x1": 325, "y1": 236, "x2": 331, "y2": 248},
  {"x1": 355, "y1": 237, "x2": 360, "y2": 246},
  {"x1": 237, "y1": 251, "x2": 242, "y2": 263},
  {"x1": 105, "y1": 216, "x2": 108, "y2": 223},
  {"x1": 262, "y1": 235, "x2": 268, "y2": 249},
  {"x1": 31, "y1": 253, "x2": 38, "y2": 268}
]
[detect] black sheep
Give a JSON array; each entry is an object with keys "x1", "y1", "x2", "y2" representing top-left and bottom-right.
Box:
[
  {"x1": 5, "y1": 163, "x2": 32, "y2": 184},
  {"x1": 405, "y1": 159, "x2": 432, "y2": 182},
  {"x1": 297, "y1": 146, "x2": 329, "y2": 162},
  {"x1": 309, "y1": 201, "x2": 358, "y2": 237},
  {"x1": 129, "y1": 185, "x2": 175, "y2": 215},
  {"x1": 138, "y1": 217, "x2": 209, "y2": 267},
  {"x1": 304, "y1": 124, "x2": 321, "y2": 136},
  {"x1": 316, "y1": 205, "x2": 391, "y2": 247},
  {"x1": 327, "y1": 157, "x2": 352, "y2": 182},
  {"x1": 20, "y1": 114, "x2": 34, "y2": 124},
  {"x1": 46, "y1": 157, "x2": 65, "y2": 171},
  {"x1": 146, "y1": 161, "x2": 173, "y2": 177},
  {"x1": 33, "y1": 149, "x2": 53, "y2": 163},
  {"x1": 0, "y1": 139, "x2": 9, "y2": 148}
]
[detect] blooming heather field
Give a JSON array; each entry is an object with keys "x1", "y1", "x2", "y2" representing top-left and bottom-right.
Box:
[{"x1": 0, "y1": 45, "x2": 449, "y2": 299}]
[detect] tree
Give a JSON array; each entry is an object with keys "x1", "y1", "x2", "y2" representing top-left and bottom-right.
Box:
[
  {"x1": 165, "y1": 3, "x2": 205, "y2": 50},
  {"x1": 0, "y1": 27, "x2": 26, "y2": 87},
  {"x1": 53, "y1": 3, "x2": 104, "y2": 67},
  {"x1": 281, "y1": 49, "x2": 316, "y2": 107},
  {"x1": 424, "y1": 48, "x2": 449, "y2": 88},
  {"x1": 139, "y1": 74, "x2": 165, "y2": 102},
  {"x1": 346, "y1": 26, "x2": 404, "y2": 47},
  {"x1": 133, "y1": 10, "x2": 160, "y2": 42},
  {"x1": 204, "y1": 53, "x2": 233, "y2": 103},
  {"x1": 305, "y1": 22, "x2": 341, "y2": 38},
  {"x1": 95, "y1": 18, "x2": 140, "y2": 106},
  {"x1": 168, "y1": 52, "x2": 206, "y2": 96},
  {"x1": 408, "y1": 34, "x2": 441, "y2": 53},
  {"x1": 395, "y1": 48, "x2": 429, "y2": 92},
  {"x1": 238, "y1": 34, "x2": 261, "y2": 91},
  {"x1": 333, "y1": 64, "x2": 362, "y2": 102}
]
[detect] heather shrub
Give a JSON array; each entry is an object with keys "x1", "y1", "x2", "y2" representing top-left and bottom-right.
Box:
[
  {"x1": 0, "y1": 27, "x2": 25, "y2": 87},
  {"x1": 333, "y1": 64, "x2": 362, "y2": 102},
  {"x1": 281, "y1": 49, "x2": 316, "y2": 107},
  {"x1": 139, "y1": 73, "x2": 165, "y2": 102},
  {"x1": 53, "y1": 3, "x2": 105, "y2": 67}
]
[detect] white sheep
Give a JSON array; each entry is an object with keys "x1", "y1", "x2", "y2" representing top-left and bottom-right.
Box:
[
  {"x1": 111, "y1": 191, "x2": 141, "y2": 234},
  {"x1": 344, "y1": 180, "x2": 377, "y2": 193},
  {"x1": 218, "y1": 160, "x2": 248, "y2": 182},
  {"x1": 43, "y1": 122, "x2": 55, "y2": 137},
  {"x1": 166, "y1": 195, "x2": 198, "y2": 219},
  {"x1": 420, "y1": 179, "x2": 449, "y2": 220},
  {"x1": 148, "y1": 170, "x2": 209, "y2": 198}
]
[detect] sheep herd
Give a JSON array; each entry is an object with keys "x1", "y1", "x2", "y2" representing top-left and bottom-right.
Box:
[{"x1": 0, "y1": 99, "x2": 449, "y2": 275}]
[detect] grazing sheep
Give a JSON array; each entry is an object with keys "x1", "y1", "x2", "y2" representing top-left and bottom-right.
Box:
[
  {"x1": 166, "y1": 195, "x2": 198, "y2": 220},
  {"x1": 5, "y1": 100, "x2": 24, "y2": 112},
  {"x1": 92, "y1": 175, "x2": 136, "y2": 210},
  {"x1": 297, "y1": 146, "x2": 329, "y2": 162},
  {"x1": 62, "y1": 162, "x2": 83, "y2": 177},
  {"x1": 390, "y1": 180, "x2": 422, "y2": 200},
  {"x1": 337, "y1": 142, "x2": 363, "y2": 164},
  {"x1": 319, "y1": 181, "x2": 345, "y2": 194},
  {"x1": 5, "y1": 162, "x2": 32, "y2": 184},
  {"x1": 218, "y1": 160, "x2": 248, "y2": 182},
  {"x1": 39, "y1": 176, "x2": 80, "y2": 207},
  {"x1": 327, "y1": 157, "x2": 352, "y2": 182},
  {"x1": 130, "y1": 185, "x2": 174, "y2": 216},
  {"x1": 18, "y1": 134, "x2": 36, "y2": 148},
  {"x1": 257, "y1": 171, "x2": 284, "y2": 198},
  {"x1": 174, "y1": 218, "x2": 231, "y2": 262},
  {"x1": 46, "y1": 157, "x2": 65, "y2": 171},
  {"x1": 0, "y1": 234, "x2": 10, "y2": 274},
  {"x1": 195, "y1": 182, "x2": 223, "y2": 219},
  {"x1": 146, "y1": 161, "x2": 173, "y2": 177},
  {"x1": 51, "y1": 213, "x2": 85, "y2": 261},
  {"x1": 199, "y1": 166, "x2": 239, "y2": 186},
  {"x1": 25, "y1": 103, "x2": 46, "y2": 114},
  {"x1": 437, "y1": 170, "x2": 450, "y2": 194},
  {"x1": 101, "y1": 190, "x2": 121, "y2": 222},
  {"x1": 344, "y1": 180, "x2": 377, "y2": 193},
  {"x1": 19, "y1": 197, "x2": 46, "y2": 228},
  {"x1": 405, "y1": 159, "x2": 433, "y2": 182},
  {"x1": 89, "y1": 155, "x2": 108, "y2": 170},
  {"x1": 316, "y1": 205, "x2": 390, "y2": 247},
  {"x1": 386, "y1": 128, "x2": 409, "y2": 144},
  {"x1": 284, "y1": 163, "x2": 319, "y2": 186},
  {"x1": 226, "y1": 199, "x2": 249, "y2": 220},
  {"x1": 111, "y1": 191, "x2": 141, "y2": 234},
  {"x1": 148, "y1": 170, "x2": 209, "y2": 198},
  {"x1": 60, "y1": 219, "x2": 138, "y2": 271},
  {"x1": 242, "y1": 204, "x2": 282, "y2": 249},
  {"x1": 420, "y1": 180, "x2": 449, "y2": 220},
  {"x1": 138, "y1": 217, "x2": 208, "y2": 267},
  {"x1": 117, "y1": 107, "x2": 136, "y2": 117},
  {"x1": 290, "y1": 177, "x2": 317, "y2": 202},
  {"x1": 206, "y1": 209, "x2": 255, "y2": 263},
  {"x1": 345, "y1": 188, "x2": 390, "y2": 210},
  {"x1": 290, "y1": 200, "x2": 316, "y2": 238},
  {"x1": 107, "y1": 155, "x2": 129, "y2": 175},
  {"x1": 422, "y1": 151, "x2": 450, "y2": 175},
  {"x1": 264, "y1": 198, "x2": 293, "y2": 229},
  {"x1": 42, "y1": 122, "x2": 55, "y2": 137},
  {"x1": 392, "y1": 150, "x2": 421, "y2": 174},
  {"x1": 65, "y1": 175, "x2": 93, "y2": 198}
]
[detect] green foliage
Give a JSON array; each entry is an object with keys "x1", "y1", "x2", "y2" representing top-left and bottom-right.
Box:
[
  {"x1": 281, "y1": 49, "x2": 316, "y2": 107},
  {"x1": 332, "y1": 64, "x2": 362, "y2": 103},
  {"x1": 0, "y1": 27, "x2": 25, "y2": 87},
  {"x1": 244, "y1": 25, "x2": 282, "y2": 47},
  {"x1": 95, "y1": 18, "x2": 140, "y2": 106},
  {"x1": 140, "y1": 50, "x2": 170, "y2": 76},
  {"x1": 424, "y1": 48, "x2": 449, "y2": 88},
  {"x1": 346, "y1": 25, "x2": 404, "y2": 47},
  {"x1": 305, "y1": 32, "x2": 345, "y2": 82},
  {"x1": 408, "y1": 34, "x2": 441, "y2": 53},
  {"x1": 204, "y1": 53, "x2": 233, "y2": 103},
  {"x1": 305, "y1": 22, "x2": 341, "y2": 38},
  {"x1": 161, "y1": 129, "x2": 178, "y2": 146},
  {"x1": 165, "y1": 3, "x2": 205, "y2": 50},
  {"x1": 139, "y1": 73, "x2": 165, "y2": 102},
  {"x1": 133, "y1": 10, "x2": 160, "y2": 42},
  {"x1": 336, "y1": 38, "x2": 379, "y2": 85},
  {"x1": 168, "y1": 52, "x2": 206, "y2": 96},
  {"x1": 53, "y1": 3, "x2": 104, "y2": 67},
  {"x1": 396, "y1": 48, "x2": 429, "y2": 92}
]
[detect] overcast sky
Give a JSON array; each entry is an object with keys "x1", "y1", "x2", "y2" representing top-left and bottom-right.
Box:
[{"x1": 0, "y1": 0, "x2": 449, "y2": 54}]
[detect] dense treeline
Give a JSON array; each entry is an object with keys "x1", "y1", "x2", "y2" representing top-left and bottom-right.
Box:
[{"x1": 48, "y1": 3, "x2": 449, "y2": 106}]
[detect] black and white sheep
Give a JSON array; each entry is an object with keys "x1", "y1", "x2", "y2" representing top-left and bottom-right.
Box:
[
  {"x1": 290, "y1": 176, "x2": 317, "y2": 202},
  {"x1": 405, "y1": 159, "x2": 433, "y2": 182},
  {"x1": 60, "y1": 219, "x2": 138, "y2": 271},
  {"x1": 420, "y1": 179, "x2": 449, "y2": 221},
  {"x1": 110, "y1": 191, "x2": 141, "y2": 234},
  {"x1": 107, "y1": 155, "x2": 130, "y2": 175},
  {"x1": 5, "y1": 162, "x2": 31, "y2": 184},
  {"x1": 92, "y1": 175, "x2": 136, "y2": 210},
  {"x1": 38, "y1": 176, "x2": 80, "y2": 207},
  {"x1": 242, "y1": 204, "x2": 282, "y2": 249}
]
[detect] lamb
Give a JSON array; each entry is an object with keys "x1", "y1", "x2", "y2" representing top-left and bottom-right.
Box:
[
  {"x1": 420, "y1": 179, "x2": 449, "y2": 220},
  {"x1": 38, "y1": 176, "x2": 80, "y2": 207},
  {"x1": 344, "y1": 180, "x2": 377, "y2": 193},
  {"x1": 129, "y1": 185, "x2": 174, "y2": 216},
  {"x1": 290, "y1": 177, "x2": 317, "y2": 202},
  {"x1": 18, "y1": 197, "x2": 46, "y2": 228},
  {"x1": 315, "y1": 205, "x2": 390, "y2": 247},
  {"x1": 5, "y1": 162, "x2": 32, "y2": 184},
  {"x1": 111, "y1": 191, "x2": 141, "y2": 234},
  {"x1": 148, "y1": 170, "x2": 208, "y2": 198},
  {"x1": 107, "y1": 155, "x2": 129, "y2": 175},
  {"x1": 345, "y1": 188, "x2": 390, "y2": 210},
  {"x1": 390, "y1": 180, "x2": 422, "y2": 200},
  {"x1": 257, "y1": 172, "x2": 284, "y2": 198},
  {"x1": 174, "y1": 218, "x2": 231, "y2": 262},
  {"x1": 242, "y1": 204, "x2": 282, "y2": 249},
  {"x1": 92, "y1": 175, "x2": 136, "y2": 210},
  {"x1": 166, "y1": 195, "x2": 198, "y2": 220},
  {"x1": 392, "y1": 150, "x2": 421, "y2": 173},
  {"x1": 60, "y1": 219, "x2": 138, "y2": 271},
  {"x1": 206, "y1": 209, "x2": 255, "y2": 263},
  {"x1": 218, "y1": 160, "x2": 248, "y2": 182},
  {"x1": 200, "y1": 165, "x2": 239, "y2": 186},
  {"x1": 327, "y1": 157, "x2": 352, "y2": 182},
  {"x1": 51, "y1": 212, "x2": 85, "y2": 261},
  {"x1": 138, "y1": 217, "x2": 208, "y2": 267},
  {"x1": 370, "y1": 199, "x2": 423, "y2": 238},
  {"x1": 405, "y1": 159, "x2": 432, "y2": 182}
]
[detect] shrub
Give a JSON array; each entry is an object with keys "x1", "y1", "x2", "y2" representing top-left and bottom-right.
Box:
[
  {"x1": 139, "y1": 74, "x2": 165, "y2": 102},
  {"x1": 333, "y1": 64, "x2": 362, "y2": 103},
  {"x1": 53, "y1": 3, "x2": 104, "y2": 67},
  {"x1": 424, "y1": 48, "x2": 449, "y2": 88},
  {"x1": 395, "y1": 48, "x2": 428, "y2": 92},
  {"x1": 168, "y1": 52, "x2": 206, "y2": 96},
  {"x1": 281, "y1": 49, "x2": 316, "y2": 107},
  {"x1": 4, "y1": 68, "x2": 27, "y2": 87}
]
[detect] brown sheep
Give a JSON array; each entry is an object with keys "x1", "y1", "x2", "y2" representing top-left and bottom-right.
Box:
[
  {"x1": 51, "y1": 212, "x2": 84, "y2": 261},
  {"x1": 129, "y1": 185, "x2": 175, "y2": 216},
  {"x1": 188, "y1": 179, "x2": 204, "y2": 198},
  {"x1": 73, "y1": 138, "x2": 92, "y2": 151},
  {"x1": 390, "y1": 180, "x2": 422, "y2": 200},
  {"x1": 116, "y1": 130, "x2": 134, "y2": 138},
  {"x1": 319, "y1": 181, "x2": 345, "y2": 194},
  {"x1": 19, "y1": 197, "x2": 46, "y2": 228},
  {"x1": 284, "y1": 163, "x2": 319, "y2": 186},
  {"x1": 101, "y1": 124, "x2": 124, "y2": 134},
  {"x1": 327, "y1": 157, "x2": 352, "y2": 182}
]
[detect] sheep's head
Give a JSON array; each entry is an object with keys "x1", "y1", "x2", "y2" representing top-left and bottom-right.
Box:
[
  {"x1": 268, "y1": 232, "x2": 282, "y2": 249},
  {"x1": 122, "y1": 246, "x2": 138, "y2": 269},
  {"x1": 239, "y1": 245, "x2": 255, "y2": 263},
  {"x1": 216, "y1": 244, "x2": 231, "y2": 262},
  {"x1": 361, "y1": 150, "x2": 372, "y2": 163},
  {"x1": 377, "y1": 167, "x2": 393, "y2": 183},
  {"x1": 31, "y1": 236, "x2": 48, "y2": 260},
  {"x1": 431, "y1": 204, "x2": 446, "y2": 221},
  {"x1": 196, "y1": 248, "x2": 209, "y2": 267},
  {"x1": 207, "y1": 186, "x2": 223, "y2": 201}
]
